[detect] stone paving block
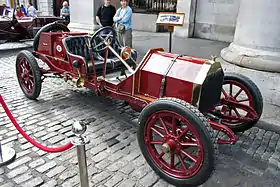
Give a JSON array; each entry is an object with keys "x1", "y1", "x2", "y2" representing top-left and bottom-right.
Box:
[
  {"x1": 7, "y1": 165, "x2": 29, "y2": 178},
  {"x1": 46, "y1": 121, "x2": 61, "y2": 128},
  {"x1": 91, "y1": 171, "x2": 111, "y2": 184},
  {"x1": 95, "y1": 159, "x2": 112, "y2": 170},
  {"x1": 36, "y1": 150, "x2": 48, "y2": 156},
  {"x1": 15, "y1": 149, "x2": 31, "y2": 158},
  {"x1": 117, "y1": 179, "x2": 136, "y2": 187},
  {"x1": 107, "y1": 159, "x2": 128, "y2": 172},
  {"x1": 58, "y1": 125, "x2": 72, "y2": 134},
  {"x1": 5, "y1": 130, "x2": 18, "y2": 137},
  {"x1": 132, "y1": 155, "x2": 146, "y2": 167},
  {"x1": 46, "y1": 152, "x2": 61, "y2": 160},
  {"x1": 41, "y1": 132, "x2": 58, "y2": 141},
  {"x1": 7, "y1": 156, "x2": 31, "y2": 170},
  {"x1": 0, "y1": 129, "x2": 8, "y2": 135},
  {"x1": 47, "y1": 135, "x2": 65, "y2": 144},
  {"x1": 88, "y1": 166, "x2": 99, "y2": 177},
  {"x1": 21, "y1": 177, "x2": 44, "y2": 187},
  {"x1": 47, "y1": 125, "x2": 63, "y2": 132},
  {"x1": 40, "y1": 179, "x2": 57, "y2": 187},
  {"x1": 104, "y1": 173, "x2": 124, "y2": 187},
  {"x1": 153, "y1": 179, "x2": 169, "y2": 187},
  {"x1": 130, "y1": 164, "x2": 152, "y2": 180},
  {"x1": 29, "y1": 158, "x2": 45, "y2": 169},
  {"x1": 33, "y1": 131, "x2": 47, "y2": 138},
  {"x1": 92, "y1": 152, "x2": 109, "y2": 163},
  {"x1": 0, "y1": 182, "x2": 15, "y2": 187},
  {"x1": 90, "y1": 142, "x2": 108, "y2": 156},
  {"x1": 46, "y1": 165, "x2": 66, "y2": 178},
  {"x1": 36, "y1": 161, "x2": 57, "y2": 173},
  {"x1": 138, "y1": 171, "x2": 159, "y2": 187},
  {"x1": 14, "y1": 173, "x2": 33, "y2": 184},
  {"x1": 62, "y1": 175, "x2": 79, "y2": 187},
  {"x1": 1, "y1": 136, "x2": 17, "y2": 145},
  {"x1": 123, "y1": 150, "x2": 141, "y2": 162},
  {"x1": 59, "y1": 169, "x2": 78, "y2": 181},
  {"x1": 20, "y1": 142, "x2": 33, "y2": 150}
]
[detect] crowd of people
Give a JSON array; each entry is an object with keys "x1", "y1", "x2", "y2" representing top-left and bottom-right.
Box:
[
  {"x1": 14, "y1": 3, "x2": 37, "y2": 18},
  {"x1": 2, "y1": 1, "x2": 70, "y2": 21},
  {"x1": 96, "y1": 0, "x2": 133, "y2": 48},
  {"x1": 2, "y1": 0, "x2": 132, "y2": 48}
]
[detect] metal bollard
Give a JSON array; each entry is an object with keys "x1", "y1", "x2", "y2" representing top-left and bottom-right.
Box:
[
  {"x1": 0, "y1": 140, "x2": 16, "y2": 166},
  {"x1": 71, "y1": 120, "x2": 90, "y2": 187}
]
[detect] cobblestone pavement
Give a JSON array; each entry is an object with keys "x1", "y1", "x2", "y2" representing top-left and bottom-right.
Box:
[{"x1": 1, "y1": 50, "x2": 280, "y2": 187}]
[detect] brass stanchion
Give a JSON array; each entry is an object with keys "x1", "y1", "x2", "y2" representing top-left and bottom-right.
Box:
[{"x1": 71, "y1": 121, "x2": 90, "y2": 187}]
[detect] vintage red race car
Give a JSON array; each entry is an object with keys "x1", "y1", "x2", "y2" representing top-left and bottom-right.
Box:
[
  {"x1": 0, "y1": 6, "x2": 68, "y2": 42},
  {"x1": 15, "y1": 23, "x2": 263, "y2": 187}
]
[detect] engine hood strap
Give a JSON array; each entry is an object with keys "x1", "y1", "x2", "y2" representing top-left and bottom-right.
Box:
[{"x1": 159, "y1": 54, "x2": 183, "y2": 97}]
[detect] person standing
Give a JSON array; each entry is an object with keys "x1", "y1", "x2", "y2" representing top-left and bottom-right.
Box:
[
  {"x1": 60, "y1": 1, "x2": 70, "y2": 21},
  {"x1": 20, "y1": 5, "x2": 27, "y2": 16},
  {"x1": 113, "y1": 0, "x2": 133, "y2": 48},
  {"x1": 27, "y1": 3, "x2": 37, "y2": 17},
  {"x1": 15, "y1": 6, "x2": 24, "y2": 18},
  {"x1": 96, "y1": 0, "x2": 116, "y2": 27}
]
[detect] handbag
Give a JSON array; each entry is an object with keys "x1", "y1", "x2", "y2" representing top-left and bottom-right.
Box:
[{"x1": 115, "y1": 22, "x2": 125, "y2": 33}]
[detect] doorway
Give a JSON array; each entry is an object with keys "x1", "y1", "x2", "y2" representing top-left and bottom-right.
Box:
[{"x1": 53, "y1": 0, "x2": 68, "y2": 17}]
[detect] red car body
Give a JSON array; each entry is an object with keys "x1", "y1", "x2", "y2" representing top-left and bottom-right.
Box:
[{"x1": 15, "y1": 25, "x2": 263, "y2": 187}]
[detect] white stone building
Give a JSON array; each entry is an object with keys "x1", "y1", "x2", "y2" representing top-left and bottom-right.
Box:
[{"x1": 1, "y1": 0, "x2": 279, "y2": 72}]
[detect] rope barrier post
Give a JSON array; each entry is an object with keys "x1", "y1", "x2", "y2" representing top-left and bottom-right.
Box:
[
  {"x1": 0, "y1": 140, "x2": 16, "y2": 166},
  {"x1": 71, "y1": 120, "x2": 90, "y2": 187}
]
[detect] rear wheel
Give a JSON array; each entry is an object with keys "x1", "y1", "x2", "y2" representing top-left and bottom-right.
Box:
[
  {"x1": 218, "y1": 72, "x2": 263, "y2": 132},
  {"x1": 16, "y1": 50, "x2": 42, "y2": 100},
  {"x1": 138, "y1": 97, "x2": 215, "y2": 187}
]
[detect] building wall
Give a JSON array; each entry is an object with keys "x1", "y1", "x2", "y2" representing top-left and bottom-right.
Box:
[
  {"x1": 194, "y1": 0, "x2": 240, "y2": 42},
  {"x1": 36, "y1": 0, "x2": 53, "y2": 16},
  {"x1": 0, "y1": 0, "x2": 6, "y2": 5}
]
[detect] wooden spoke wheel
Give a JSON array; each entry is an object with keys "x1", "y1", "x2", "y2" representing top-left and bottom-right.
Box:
[
  {"x1": 138, "y1": 97, "x2": 216, "y2": 187},
  {"x1": 16, "y1": 50, "x2": 42, "y2": 100},
  {"x1": 218, "y1": 72, "x2": 263, "y2": 132}
]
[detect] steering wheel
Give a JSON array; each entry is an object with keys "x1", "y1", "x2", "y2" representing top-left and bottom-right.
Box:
[{"x1": 90, "y1": 26, "x2": 116, "y2": 53}]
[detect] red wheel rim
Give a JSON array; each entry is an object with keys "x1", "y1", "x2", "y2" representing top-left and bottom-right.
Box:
[
  {"x1": 220, "y1": 80, "x2": 254, "y2": 125},
  {"x1": 144, "y1": 110, "x2": 204, "y2": 179},
  {"x1": 17, "y1": 57, "x2": 35, "y2": 94}
]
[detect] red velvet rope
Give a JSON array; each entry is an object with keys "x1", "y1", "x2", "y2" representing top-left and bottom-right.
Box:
[{"x1": 0, "y1": 95, "x2": 73, "y2": 153}]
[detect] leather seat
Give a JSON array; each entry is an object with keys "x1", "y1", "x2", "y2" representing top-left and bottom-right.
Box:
[{"x1": 64, "y1": 36, "x2": 135, "y2": 76}]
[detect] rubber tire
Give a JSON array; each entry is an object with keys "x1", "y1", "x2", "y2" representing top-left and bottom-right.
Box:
[
  {"x1": 33, "y1": 22, "x2": 70, "y2": 51},
  {"x1": 137, "y1": 97, "x2": 216, "y2": 187},
  {"x1": 16, "y1": 50, "x2": 42, "y2": 100},
  {"x1": 223, "y1": 72, "x2": 263, "y2": 132}
]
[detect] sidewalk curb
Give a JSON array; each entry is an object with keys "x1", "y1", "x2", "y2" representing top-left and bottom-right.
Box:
[{"x1": 256, "y1": 119, "x2": 280, "y2": 134}]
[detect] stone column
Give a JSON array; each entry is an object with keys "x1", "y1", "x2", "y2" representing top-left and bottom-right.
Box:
[
  {"x1": 174, "y1": 0, "x2": 196, "y2": 38},
  {"x1": 67, "y1": 0, "x2": 103, "y2": 33},
  {"x1": 221, "y1": 0, "x2": 280, "y2": 72}
]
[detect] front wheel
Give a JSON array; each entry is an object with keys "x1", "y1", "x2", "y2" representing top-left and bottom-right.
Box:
[
  {"x1": 137, "y1": 97, "x2": 216, "y2": 187},
  {"x1": 16, "y1": 50, "x2": 42, "y2": 100},
  {"x1": 218, "y1": 72, "x2": 263, "y2": 132}
]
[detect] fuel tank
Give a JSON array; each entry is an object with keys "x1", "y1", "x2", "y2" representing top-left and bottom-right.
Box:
[{"x1": 139, "y1": 50, "x2": 224, "y2": 113}]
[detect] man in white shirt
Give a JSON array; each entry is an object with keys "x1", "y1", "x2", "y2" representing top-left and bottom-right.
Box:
[{"x1": 27, "y1": 3, "x2": 37, "y2": 17}]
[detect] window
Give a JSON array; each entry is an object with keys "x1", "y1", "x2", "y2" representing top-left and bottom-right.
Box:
[{"x1": 131, "y1": 0, "x2": 177, "y2": 14}]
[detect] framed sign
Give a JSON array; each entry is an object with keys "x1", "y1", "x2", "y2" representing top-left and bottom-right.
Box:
[{"x1": 156, "y1": 12, "x2": 185, "y2": 27}]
